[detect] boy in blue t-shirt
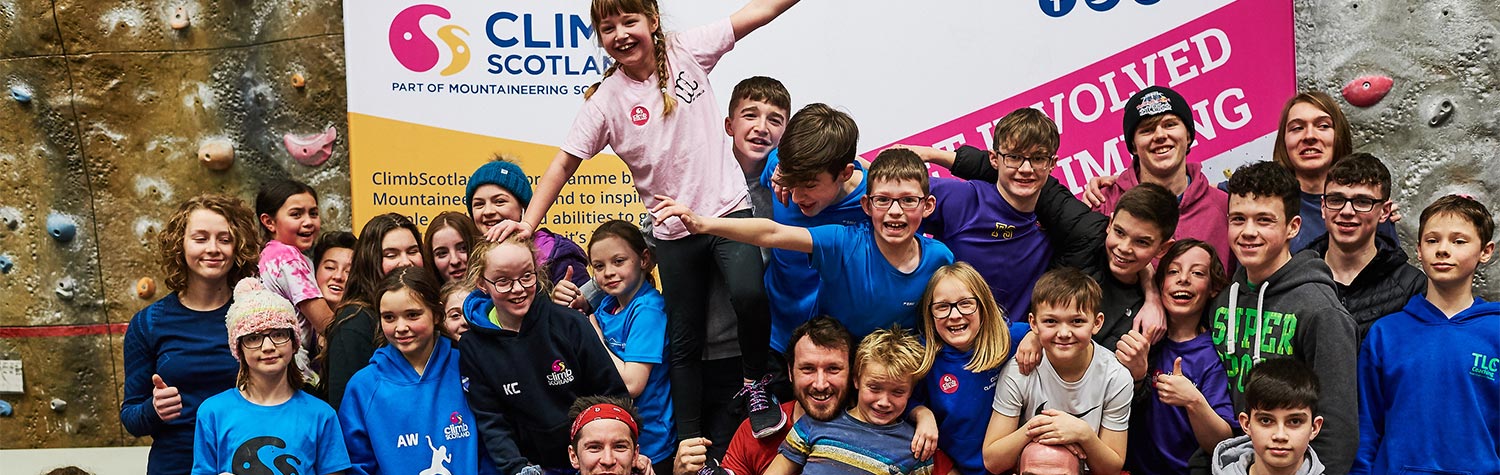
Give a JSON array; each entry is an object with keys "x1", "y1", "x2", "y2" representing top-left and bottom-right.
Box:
[
  {"x1": 654, "y1": 148, "x2": 954, "y2": 341},
  {"x1": 768, "y1": 328, "x2": 955, "y2": 475}
]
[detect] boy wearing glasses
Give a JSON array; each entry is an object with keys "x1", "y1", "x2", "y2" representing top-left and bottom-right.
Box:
[
  {"x1": 653, "y1": 148, "x2": 953, "y2": 343},
  {"x1": 1304, "y1": 153, "x2": 1424, "y2": 340}
]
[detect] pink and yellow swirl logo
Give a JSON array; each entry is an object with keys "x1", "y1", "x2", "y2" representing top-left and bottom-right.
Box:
[
  {"x1": 551, "y1": 359, "x2": 567, "y2": 373},
  {"x1": 389, "y1": 4, "x2": 470, "y2": 76}
]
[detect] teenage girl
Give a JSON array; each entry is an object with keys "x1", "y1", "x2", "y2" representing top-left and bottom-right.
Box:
[
  {"x1": 458, "y1": 237, "x2": 627, "y2": 475},
  {"x1": 122, "y1": 194, "x2": 261, "y2": 475},
  {"x1": 467, "y1": 158, "x2": 589, "y2": 288},
  {"x1": 552, "y1": 220, "x2": 674, "y2": 474},
  {"x1": 440, "y1": 279, "x2": 473, "y2": 339},
  {"x1": 339, "y1": 266, "x2": 497, "y2": 475},
  {"x1": 493, "y1": 0, "x2": 803, "y2": 438},
  {"x1": 424, "y1": 211, "x2": 481, "y2": 285},
  {"x1": 314, "y1": 231, "x2": 356, "y2": 309},
  {"x1": 914, "y1": 263, "x2": 1030, "y2": 475},
  {"x1": 256, "y1": 179, "x2": 334, "y2": 356},
  {"x1": 192, "y1": 278, "x2": 350, "y2": 475},
  {"x1": 325, "y1": 213, "x2": 435, "y2": 408}
]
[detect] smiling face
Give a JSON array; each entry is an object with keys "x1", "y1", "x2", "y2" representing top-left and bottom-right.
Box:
[
  {"x1": 183, "y1": 209, "x2": 235, "y2": 285},
  {"x1": 850, "y1": 363, "x2": 912, "y2": 426},
  {"x1": 430, "y1": 226, "x2": 470, "y2": 283},
  {"x1": 1418, "y1": 212, "x2": 1496, "y2": 289},
  {"x1": 1229, "y1": 194, "x2": 1299, "y2": 277},
  {"x1": 569, "y1": 419, "x2": 639, "y2": 475},
  {"x1": 1104, "y1": 210, "x2": 1171, "y2": 282},
  {"x1": 788, "y1": 166, "x2": 855, "y2": 218},
  {"x1": 861, "y1": 178, "x2": 934, "y2": 247},
  {"x1": 1282, "y1": 102, "x2": 1340, "y2": 178},
  {"x1": 470, "y1": 184, "x2": 524, "y2": 234},
  {"x1": 380, "y1": 229, "x2": 425, "y2": 275},
  {"x1": 261, "y1": 192, "x2": 321, "y2": 250},
  {"x1": 1238, "y1": 407, "x2": 1322, "y2": 475},
  {"x1": 589, "y1": 236, "x2": 649, "y2": 300},
  {"x1": 992, "y1": 143, "x2": 1057, "y2": 206},
  {"x1": 315, "y1": 247, "x2": 353, "y2": 308},
  {"x1": 1029, "y1": 301, "x2": 1103, "y2": 365},
  {"x1": 1132, "y1": 114, "x2": 1192, "y2": 178},
  {"x1": 928, "y1": 276, "x2": 982, "y2": 353},
  {"x1": 790, "y1": 335, "x2": 850, "y2": 422},
  {"x1": 1160, "y1": 246, "x2": 1216, "y2": 322},
  {"x1": 443, "y1": 290, "x2": 469, "y2": 338},
  {"x1": 380, "y1": 288, "x2": 437, "y2": 363},
  {"x1": 726, "y1": 98, "x2": 788, "y2": 164},
  {"x1": 595, "y1": 12, "x2": 658, "y2": 80},
  {"x1": 480, "y1": 243, "x2": 539, "y2": 322},
  {"x1": 241, "y1": 327, "x2": 295, "y2": 380},
  {"x1": 1320, "y1": 182, "x2": 1390, "y2": 250}
]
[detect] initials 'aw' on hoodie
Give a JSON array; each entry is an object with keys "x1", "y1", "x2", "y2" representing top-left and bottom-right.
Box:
[{"x1": 1207, "y1": 250, "x2": 1358, "y2": 475}]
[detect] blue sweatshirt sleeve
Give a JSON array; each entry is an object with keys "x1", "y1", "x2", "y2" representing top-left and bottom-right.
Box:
[
  {"x1": 1352, "y1": 333, "x2": 1385, "y2": 475},
  {"x1": 338, "y1": 376, "x2": 378, "y2": 475},
  {"x1": 120, "y1": 307, "x2": 163, "y2": 437}
]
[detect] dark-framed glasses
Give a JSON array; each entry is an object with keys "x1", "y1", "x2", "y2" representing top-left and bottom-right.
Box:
[
  {"x1": 869, "y1": 195, "x2": 926, "y2": 210},
  {"x1": 1323, "y1": 195, "x2": 1385, "y2": 213},
  {"x1": 997, "y1": 152, "x2": 1056, "y2": 170},
  {"x1": 240, "y1": 328, "x2": 294, "y2": 349},
  {"x1": 930, "y1": 297, "x2": 980, "y2": 319},
  {"x1": 483, "y1": 271, "x2": 538, "y2": 292}
]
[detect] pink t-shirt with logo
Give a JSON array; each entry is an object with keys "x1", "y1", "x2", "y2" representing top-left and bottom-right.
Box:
[
  {"x1": 560, "y1": 18, "x2": 748, "y2": 240},
  {"x1": 258, "y1": 240, "x2": 322, "y2": 347}
]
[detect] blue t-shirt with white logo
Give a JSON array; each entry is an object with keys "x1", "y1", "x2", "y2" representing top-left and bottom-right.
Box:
[
  {"x1": 597, "y1": 284, "x2": 675, "y2": 464},
  {"x1": 193, "y1": 389, "x2": 351, "y2": 475},
  {"x1": 808, "y1": 222, "x2": 954, "y2": 340}
]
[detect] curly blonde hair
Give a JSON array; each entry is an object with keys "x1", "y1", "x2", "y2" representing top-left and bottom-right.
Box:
[{"x1": 159, "y1": 194, "x2": 262, "y2": 292}]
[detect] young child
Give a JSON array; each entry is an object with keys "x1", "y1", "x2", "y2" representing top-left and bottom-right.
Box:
[
  {"x1": 193, "y1": 278, "x2": 351, "y2": 475},
  {"x1": 256, "y1": 178, "x2": 333, "y2": 382},
  {"x1": 314, "y1": 231, "x2": 356, "y2": 310},
  {"x1": 915, "y1": 263, "x2": 1030, "y2": 475},
  {"x1": 1118, "y1": 240, "x2": 1236, "y2": 474},
  {"x1": 458, "y1": 237, "x2": 627, "y2": 475},
  {"x1": 653, "y1": 148, "x2": 954, "y2": 342},
  {"x1": 982, "y1": 268, "x2": 1132, "y2": 475},
  {"x1": 553, "y1": 220, "x2": 675, "y2": 475},
  {"x1": 768, "y1": 327, "x2": 955, "y2": 475},
  {"x1": 1354, "y1": 195, "x2": 1498, "y2": 475},
  {"x1": 1211, "y1": 359, "x2": 1326, "y2": 475},
  {"x1": 425, "y1": 211, "x2": 482, "y2": 285},
  {"x1": 439, "y1": 279, "x2": 472, "y2": 339},
  {"x1": 727, "y1": 76, "x2": 791, "y2": 219},
  {"x1": 339, "y1": 267, "x2": 495, "y2": 475},
  {"x1": 511, "y1": 0, "x2": 803, "y2": 437},
  {"x1": 467, "y1": 159, "x2": 588, "y2": 288},
  {"x1": 1210, "y1": 161, "x2": 1357, "y2": 474},
  {"x1": 1305, "y1": 153, "x2": 1425, "y2": 340}
]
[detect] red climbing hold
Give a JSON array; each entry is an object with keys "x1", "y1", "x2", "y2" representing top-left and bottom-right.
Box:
[{"x1": 1341, "y1": 75, "x2": 1392, "y2": 108}]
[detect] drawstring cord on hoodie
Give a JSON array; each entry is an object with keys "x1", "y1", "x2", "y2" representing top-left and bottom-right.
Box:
[{"x1": 1225, "y1": 281, "x2": 1270, "y2": 364}]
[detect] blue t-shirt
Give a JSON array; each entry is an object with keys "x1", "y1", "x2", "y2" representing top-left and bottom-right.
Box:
[
  {"x1": 597, "y1": 284, "x2": 676, "y2": 464},
  {"x1": 917, "y1": 322, "x2": 1030, "y2": 475},
  {"x1": 925, "y1": 178, "x2": 1052, "y2": 321},
  {"x1": 780, "y1": 411, "x2": 941, "y2": 475},
  {"x1": 808, "y1": 222, "x2": 955, "y2": 340},
  {"x1": 761, "y1": 149, "x2": 869, "y2": 353},
  {"x1": 194, "y1": 389, "x2": 352, "y2": 475}
]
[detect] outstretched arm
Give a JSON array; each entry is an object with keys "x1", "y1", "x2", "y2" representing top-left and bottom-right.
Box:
[
  {"x1": 651, "y1": 195, "x2": 813, "y2": 253},
  {"x1": 730, "y1": 0, "x2": 801, "y2": 40},
  {"x1": 520, "y1": 150, "x2": 585, "y2": 234}
]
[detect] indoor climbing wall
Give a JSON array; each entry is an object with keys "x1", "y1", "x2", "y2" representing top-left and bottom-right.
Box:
[{"x1": 0, "y1": 1, "x2": 349, "y2": 447}]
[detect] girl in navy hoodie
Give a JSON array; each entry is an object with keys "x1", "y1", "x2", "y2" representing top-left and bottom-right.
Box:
[
  {"x1": 338, "y1": 266, "x2": 496, "y2": 475},
  {"x1": 459, "y1": 236, "x2": 627, "y2": 475}
]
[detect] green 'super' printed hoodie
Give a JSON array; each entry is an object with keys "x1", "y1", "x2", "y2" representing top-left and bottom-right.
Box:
[{"x1": 1207, "y1": 249, "x2": 1358, "y2": 475}]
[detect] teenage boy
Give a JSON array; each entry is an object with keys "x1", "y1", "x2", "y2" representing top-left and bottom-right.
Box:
[
  {"x1": 1209, "y1": 161, "x2": 1357, "y2": 474},
  {"x1": 1210, "y1": 359, "x2": 1327, "y2": 475},
  {"x1": 726, "y1": 76, "x2": 791, "y2": 219},
  {"x1": 1304, "y1": 153, "x2": 1425, "y2": 341},
  {"x1": 1354, "y1": 195, "x2": 1498, "y2": 475},
  {"x1": 901, "y1": 108, "x2": 1058, "y2": 320},
  {"x1": 653, "y1": 148, "x2": 954, "y2": 342},
  {"x1": 767, "y1": 327, "x2": 955, "y2": 475},
  {"x1": 982, "y1": 268, "x2": 1133, "y2": 475}
]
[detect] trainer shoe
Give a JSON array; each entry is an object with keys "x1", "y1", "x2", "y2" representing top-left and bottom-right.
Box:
[{"x1": 736, "y1": 376, "x2": 786, "y2": 439}]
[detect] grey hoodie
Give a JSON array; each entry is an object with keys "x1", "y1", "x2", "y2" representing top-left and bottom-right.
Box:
[
  {"x1": 1211, "y1": 435, "x2": 1326, "y2": 475},
  {"x1": 1206, "y1": 250, "x2": 1357, "y2": 474}
]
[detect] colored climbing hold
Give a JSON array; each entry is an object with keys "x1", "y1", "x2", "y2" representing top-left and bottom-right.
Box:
[
  {"x1": 198, "y1": 139, "x2": 234, "y2": 171},
  {"x1": 1341, "y1": 75, "x2": 1392, "y2": 108},
  {"x1": 137, "y1": 277, "x2": 157, "y2": 299},
  {"x1": 291, "y1": 73, "x2": 307, "y2": 89},
  {"x1": 56, "y1": 277, "x2": 77, "y2": 300},
  {"x1": 0, "y1": 255, "x2": 12, "y2": 274},
  {"x1": 170, "y1": 6, "x2": 190, "y2": 30},
  {"x1": 284, "y1": 126, "x2": 338, "y2": 166},
  {"x1": 0, "y1": 400, "x2": 12, "y2": 417},
  {"x1": 9, "y1": 86, "x2": 32, "y2": 103},
  {"x1": 46, "y1": 213, "x2": 77, "y2": 243},
  {"x1": 50, "y1": 398, "x2": 66, "y2": 412}
]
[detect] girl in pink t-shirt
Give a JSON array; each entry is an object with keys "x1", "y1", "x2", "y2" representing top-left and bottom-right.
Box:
[
  {"x1": 497, "y1": 0, "x2": 803, "y2": 441},
  {"x1": 255, "y1": 178, "x2": 334, "y2": 388}
]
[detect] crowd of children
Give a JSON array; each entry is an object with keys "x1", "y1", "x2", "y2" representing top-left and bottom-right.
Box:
[{"x1": 116, "y1": 1, "x2": 1497, "y2": 474}]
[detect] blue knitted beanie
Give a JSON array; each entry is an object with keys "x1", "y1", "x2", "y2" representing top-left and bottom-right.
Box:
[{"x1": 465, "y1": 160, "x2": 532, "y2": 212}]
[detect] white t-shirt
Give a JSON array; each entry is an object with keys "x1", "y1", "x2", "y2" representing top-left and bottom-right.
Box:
[
  {"x1": 992, "y1": 341, "x2": 1133, "y2": 432},
  {"x1": 561, "y1": 18, "x2": 748, "y2": 240}
]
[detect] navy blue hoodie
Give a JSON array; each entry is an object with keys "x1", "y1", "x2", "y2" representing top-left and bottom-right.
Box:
[
  {"x1": 457, "y1": 289, "x2": 628, "y2": 475},
  {"x1": 1354, "y1": 295, "x2": 1500, "y2": 475},
  {"x1": 338, "y1": 336, "x2": 497, "y2": 475}
]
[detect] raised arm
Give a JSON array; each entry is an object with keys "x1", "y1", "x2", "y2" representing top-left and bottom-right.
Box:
[
  {"x1": 730, "y1": 0, "x2": 801, "y2": 40},
  {"x1": 651, "y1": 195, "x2": 812, "y2": 253},
  {"x1": 520, "y1": 150, "x2": 586, "y2": 233}
]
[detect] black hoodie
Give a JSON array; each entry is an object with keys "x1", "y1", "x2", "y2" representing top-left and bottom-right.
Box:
[{"x1": 1306, "y1": 233, "x2": 1426, "y2": 341}]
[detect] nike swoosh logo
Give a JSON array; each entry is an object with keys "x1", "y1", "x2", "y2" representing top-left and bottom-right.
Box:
[{"x1": 1036, "y1": 401, "x2": 1100, "y2": 420}]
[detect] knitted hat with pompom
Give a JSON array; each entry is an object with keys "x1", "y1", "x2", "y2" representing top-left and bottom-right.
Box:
[{"x1": 225, "y1": 278, "x2": 302, "y2": 363}]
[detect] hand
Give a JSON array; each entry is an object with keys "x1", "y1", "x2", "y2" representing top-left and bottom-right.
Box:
[
  {"x1": 650, "y1": 196, "x2": 704, "y2": 234},
  {"x1": 1155, "y1": 357, "x2": 1206, "y2": 408},
  {"x1": 674, "y1": 437, "x2": 711, "y2": 475},
  {"x1": 634, "y1": 453, "x2": 656, "y2": 475},
  {"x1": 1388, "y1": 201, "x2": 1402, "y2": 223},
  {"x1": 151, "y1": 374, "x2": 182, "y2": 422},
  {"x1": 1024, "y1": 410, "x2": 1095, "y2": 446},
  {"x1": 1114, "y1": 330, "x2": 1151, "y2": 382},
  {"x1": 911, "y1": 412, "x2": 938, "y2": 461},
  {"x1": 1015, "y1": 332, "x2": 1042, "y2": 375},
  {"x1": 891, "y1": 144, "x2": 954, "y2": 169},
  {"x1": 551, "y1": 268, "x2": 586, "y2": 311},
  {"x1": 483, "y1": 219, "x2": 533, "y2": 243},
  {"x1": 769, "y1": 166, "x2": 791, "y2": 206},
  {"x1": 1133, "y1": 270, "x2": 1167, "y2": 344},
  {"x1": 1083, "y1": 174, "x2": 1117, "y2": 208}
]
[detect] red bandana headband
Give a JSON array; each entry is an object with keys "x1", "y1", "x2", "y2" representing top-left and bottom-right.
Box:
[{"x1": 570, "y1": 403, "x2": 639, "y2": 440}]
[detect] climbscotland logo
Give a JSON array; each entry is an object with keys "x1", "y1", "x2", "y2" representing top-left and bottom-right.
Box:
[
  {"x1": 389, "y1": 4, "x2": 471, "y2": 76},
  {"x1": 547, "y1": 359, "x2": 575, "y2": 386}
]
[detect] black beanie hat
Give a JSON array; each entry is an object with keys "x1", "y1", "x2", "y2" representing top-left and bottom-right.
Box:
[{"x1": 1121, "y1": 86, "x2": 1196, "y2": 157}]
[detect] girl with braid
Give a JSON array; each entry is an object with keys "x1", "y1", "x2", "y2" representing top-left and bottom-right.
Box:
[{"x1": 488, "y1": 0, "x2": 803, "y2": 441}]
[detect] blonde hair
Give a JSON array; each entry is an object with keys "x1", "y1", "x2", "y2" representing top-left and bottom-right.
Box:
[
  {"x1": 468, "y1": 236, "x2": 552, "y2": 298},
  {"x1": 853, "y1": 327, "x2": 927, "y2": 385},
  {"x1": 583, "y1": 0, "x2": 676, "y2": 117},
  {"x1": 917, "y1": 263, "x2": 1013, "y2": 374}
]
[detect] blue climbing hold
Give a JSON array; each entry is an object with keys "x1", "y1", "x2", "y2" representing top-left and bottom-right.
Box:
[
  {"x1": 0, "y1": 255, "x2": 12, "y2": 274},
  {"x1": 9, "y1": 86, "x2": 31, "y2": 103},
  {"x1": 0, "y1": 400, "x2": 12, "y2": 417},
  {"x1": 47, "y1": 213, "x2": 76, "y2": 243}
]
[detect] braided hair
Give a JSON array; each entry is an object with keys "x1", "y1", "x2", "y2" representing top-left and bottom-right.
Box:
[{"x1": 583, "y1": 0, "x2": 677, "y2": 117}]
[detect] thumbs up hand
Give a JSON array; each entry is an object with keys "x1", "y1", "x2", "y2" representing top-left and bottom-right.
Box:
[
  {"x1": 151, "y1": 374, "x2": 183, "y2": 422},
  {"x1": 551, "y1": 267, "x2": 587, "y2": 312},
  {"x1": 1154, "y1": 357, "x2": 1206, "y2": 409}
]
